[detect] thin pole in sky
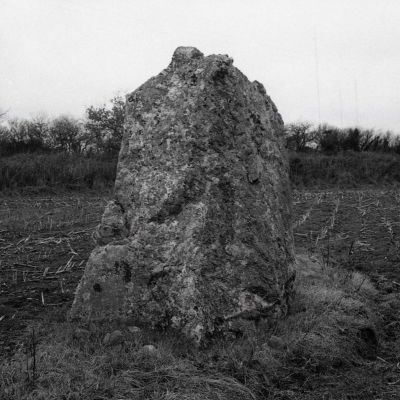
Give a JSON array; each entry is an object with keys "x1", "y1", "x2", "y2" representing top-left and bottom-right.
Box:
[
  {"x1": 354, "y1": 79, "x2": 359, "y2": 126},
  {"x1": 313, "y1": 30, "x2": 321, "y2": 125},
  {"x1": 339, "y1": 83, "x2": 343, "y2": 127}
]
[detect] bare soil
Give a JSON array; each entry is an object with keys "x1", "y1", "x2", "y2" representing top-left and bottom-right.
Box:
[
  {"x1": 0, "y1": 192, "x2": 111, "y2": 356},
  {"x1": 293, "y1": 189, "x2": 400, "y2": 284}
]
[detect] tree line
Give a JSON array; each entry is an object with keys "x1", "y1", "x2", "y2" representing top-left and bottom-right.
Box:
[
  {"x1": 2, "y1": 101, "x2": 400, "y2": 190},
  {"x1": 286, "y1": 121, "x2": 400, "y2": 154},
  {"x1": 2, "y1": 100, "x2": 400, "y2": 158},
  {"x1": 0, "y1": 96, "x2": 124, "y2": 157}
]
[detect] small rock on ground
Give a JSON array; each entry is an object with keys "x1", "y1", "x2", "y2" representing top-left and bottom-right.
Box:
[
  {"x1": 128, "y1": 326, "x2": 141, "y2": 333},
  {"x1": 268, "y1": 335, "x2": 286, "y2": 350},
  {"x1": 73, "y1": 328, "x2": 90, "y2": 341},
  {"x1": 103, "y1": 330, "x2": 124, "y2": 346},
  {"x1": 142, "y1": 344, "x2": 157, "y2": 354}
]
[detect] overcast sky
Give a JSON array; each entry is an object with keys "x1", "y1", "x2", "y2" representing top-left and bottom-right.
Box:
[{"x1": 1, "y1": 0, "x2": 400, "y2": 131}]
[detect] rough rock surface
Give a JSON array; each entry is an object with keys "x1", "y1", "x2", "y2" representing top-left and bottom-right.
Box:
[{"x1": 70, "y1": 47, "x2": 295, "y2": 343}]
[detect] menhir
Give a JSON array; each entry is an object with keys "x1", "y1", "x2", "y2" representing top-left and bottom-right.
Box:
[{"x1": 70, "y1": 47, "x2": 295, "y2": 343}]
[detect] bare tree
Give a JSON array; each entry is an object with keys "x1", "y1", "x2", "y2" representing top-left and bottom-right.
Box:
[
  {"x1": 286, "y1": 121, "x2": 316, "y2": 151},
  {"x1": 28, "y1": 113, "x2": 50, "y2": 143},
  {"x1": 50, "y1": 115, "x2": 83, "y2": 153},
  {"x1": 8, "y1": 118, "x2": 29, "y2": 142},
  {"x1": 0, "y1": 108, "x2": 8, "y2": 120}
]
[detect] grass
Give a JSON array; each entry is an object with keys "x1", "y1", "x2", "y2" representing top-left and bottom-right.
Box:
[
  {"x1": 290, "y1": 151, "x2": 400, "y2": 188},
  {"x1": 0, "y1": 254, "x2": 383, "y2": 400},
  {"x1": 2, "y1": 150, "x2": 400, "y2": 193},
  {"x1": 0, "y1": 153, "x2": 116, "y2": 192}
]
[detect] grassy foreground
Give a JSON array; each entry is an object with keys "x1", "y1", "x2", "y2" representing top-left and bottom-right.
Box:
[{"x1": 1, "y1": 254, "x2": 389, "y2": 400}]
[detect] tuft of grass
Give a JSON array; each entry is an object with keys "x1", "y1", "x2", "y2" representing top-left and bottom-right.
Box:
[
  {"x1": 276, "y1": 254, "x2": 378, "y2": 370},
  {"x1": 0, "y1": 254, "x2": 381, "y2": 399}
]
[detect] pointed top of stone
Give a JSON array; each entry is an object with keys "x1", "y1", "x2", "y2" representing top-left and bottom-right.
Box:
[{"x1": 171, "y1": 46, "x2": 204, "y2": 65}]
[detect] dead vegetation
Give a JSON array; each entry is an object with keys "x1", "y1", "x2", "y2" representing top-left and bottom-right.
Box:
[{"x1": 0, "y1": 254, "x2": 396, "y2": 399}]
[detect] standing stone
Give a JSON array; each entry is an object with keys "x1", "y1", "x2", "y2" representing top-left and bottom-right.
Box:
[{"x1": 70, "y1": 47, "x2": 295, "y2": 343}]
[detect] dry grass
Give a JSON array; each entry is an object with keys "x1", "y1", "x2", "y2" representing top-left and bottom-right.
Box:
[
  {"x1": 0, "y1": 254, "x2": 382, "y2": 400},
  {"x1": 0, "y1": 153, "x2": 116, "y2": 192},
  {"x1": 0, "y1": 324, "x2": 256, "y2": 400},
  {"x1": 290, "y1": 151, "x2": 400, "y2": 188},
  {"x1": 277, "y1": 254, "x2": 378, "y2": 368},
  {"x1": 3, "y1": 151, "x2": 400, "y2": 192}
]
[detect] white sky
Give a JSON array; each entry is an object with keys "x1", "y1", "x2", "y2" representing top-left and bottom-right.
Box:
[{"x1": 1, "y1": 0, "x2": 400, "y2": 131}]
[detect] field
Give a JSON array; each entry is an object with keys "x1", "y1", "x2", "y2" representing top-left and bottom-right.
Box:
[
  {"x1": 0, "y1": 192, "x2": 111, "y2": 356},
  {"x1": 292, "y1": 188, "x2": 400, "y2": 283},
  {"x1": 1, "y1": 189, "x2": 400, "y2": 398}
]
